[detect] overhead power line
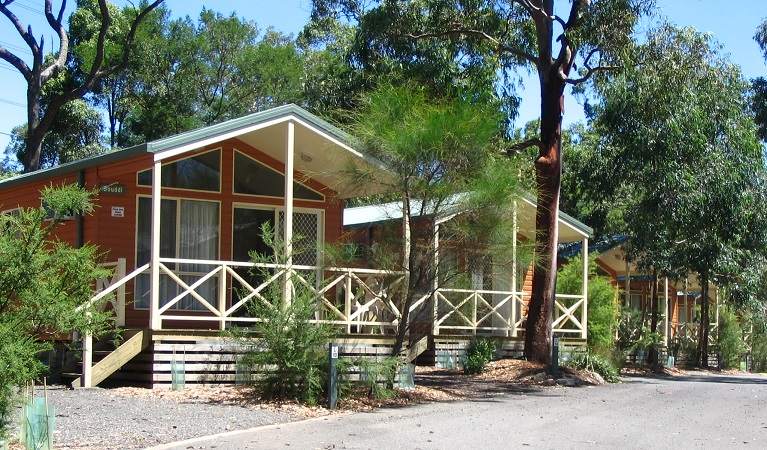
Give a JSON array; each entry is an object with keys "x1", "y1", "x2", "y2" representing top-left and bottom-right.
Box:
[
  {"x1": 11, "y1": 0, "x2": 44, "y2": 17},
  {"x1": 0, "y1": 98, "x2": 26, "y2": 108},
  {"x1": 0, "y1": 40, "x2": 33, "y2": 56}
]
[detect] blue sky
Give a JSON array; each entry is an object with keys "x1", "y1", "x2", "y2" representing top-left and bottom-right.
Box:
[{"x1": 0, "y1": 0, "x2": 765, "y2": 153}]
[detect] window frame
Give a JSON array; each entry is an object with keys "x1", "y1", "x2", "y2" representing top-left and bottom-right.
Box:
[
  {"x1": 232, "y1": 148, "x2": 325, "y2": 202},
  {"x1": 136, "y1": 148, "x2": 223, "y2": 194},
  {"x1": 134, "y1": 194, "x2": 222, "y2": 311}
]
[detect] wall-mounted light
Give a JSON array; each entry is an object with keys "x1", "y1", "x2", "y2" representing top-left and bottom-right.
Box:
[{"x1": 301, "y1": 153, "x2": 313, "y2": 163}]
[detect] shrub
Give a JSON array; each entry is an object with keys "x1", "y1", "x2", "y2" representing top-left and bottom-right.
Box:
[
  {"x1": 717, "y1": 307, "x2": 746, "y2": 370},
  {"x1": 556, "y1": 253, "x2": 618, "y2": 353},
  {"x1": 616, "y1": 307, "x2": 645, "y2": 351},
  {"x1": 229, "y1": 224, "x2": 338, "y2": 405},
  {"x1": 463, "y1": 338, "x2": 497, "y2": 375},
  {"x1": 568, "y1": 351, "x2": 621, "y2": 383},
  {"x1": 750, "y1": 325, "x2": 767, "y2": 372},
  {"x1": 355, "y1": 356, "x2": 400, "y2": 400}
]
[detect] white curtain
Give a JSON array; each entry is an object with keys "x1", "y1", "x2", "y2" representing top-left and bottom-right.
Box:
[{"x1": 178, "y1": 200, "x2": 219, "y2": 310}]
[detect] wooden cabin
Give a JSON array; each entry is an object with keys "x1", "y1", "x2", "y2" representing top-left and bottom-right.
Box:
[
  {"x1": 343, "y1": 195, "x2": 593, "y2": 356},
  {"x1": 592, "y1": 237, "x2": 719, "y2": 349},
  {"x1": 0, "y1": 105, "x2": 592, "y2": 387}
]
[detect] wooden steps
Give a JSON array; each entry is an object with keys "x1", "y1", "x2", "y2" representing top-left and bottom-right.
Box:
[{"x1": 70, "y1": 329, "x2": 150, "y2": 388}]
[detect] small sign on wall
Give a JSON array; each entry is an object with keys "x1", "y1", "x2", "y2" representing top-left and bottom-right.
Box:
[
  {"x1": 111, "y1": 206, "x2": 125, "y2": 218},
  {"x1": 100, "y1": 183, "x2": 126, "y2": 195}
]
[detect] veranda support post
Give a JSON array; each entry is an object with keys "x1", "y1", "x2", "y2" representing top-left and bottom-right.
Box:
[
  {"x1": 511, "y1": 201, "x2": 518, "y2": 338},
  {"x1": 625, "y1": 262, "x2": 631, "y2": 307},
  {"x1": 150, "y1": 159, "x2": 162, "y2": 330},
  {"x1": 283, "y1": 121, "x2": 295, "y2": 304},
  {"x1": 581, "y1": 236, "x2": 588, "y2": 340}
]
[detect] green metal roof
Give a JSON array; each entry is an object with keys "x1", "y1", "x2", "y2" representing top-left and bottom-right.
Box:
[
  {"x1": 145, "y1": 104, "x2": 352, "y2": 155},
  {"x1": 0, "y1": 104, "x2": 357, "y2": 192}
]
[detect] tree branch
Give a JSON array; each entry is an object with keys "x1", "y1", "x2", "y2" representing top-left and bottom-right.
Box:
[
  {"x1": 0, "y1": 43, "x2": 30, "y2": 79},
  {"x1": 40, "y1": 0, "x2": 69, "y2": 83},
  {"x1": 0, "y1": 1, "x2": 40, "y2": 66},
  {"x1": 95, "y1": 0, "x2": 164, "y2": 79},
  {"x1": 506, "y1": 138, "x2": 543, "y2": 154},
  {"x1": 54, "y1": 0, "x2": 164, "y2": 106},
  {"x1": 564, "y1": 48, "x2": 617, "y2": 84},
  {"x1": 552, "y1": 0, "x2": 585, "y2": 79},
  {"x1": 405, "y1": 28, "x2": 539, "y2": 66}
]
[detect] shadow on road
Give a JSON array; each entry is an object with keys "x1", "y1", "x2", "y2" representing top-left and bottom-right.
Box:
[
  {"x1": 415, "y1": 369, "x2": 549, "y2": 400},
  {"x1": 624, "y1": 372, "x2": 767, "y2": 385}
]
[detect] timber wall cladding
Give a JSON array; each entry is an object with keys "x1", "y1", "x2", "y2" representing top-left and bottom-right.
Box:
[{"x1": 149, "y1": 337, "x2": 401, "y2": 388}]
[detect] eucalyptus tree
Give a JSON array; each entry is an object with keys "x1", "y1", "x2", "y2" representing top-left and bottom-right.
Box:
[
  {"x1": 309, "y1": 0, "x2": 655, "y2": 364},
  {"x1": 4, "y1": 99, "x2": 106, "y2": 171},
  {"x1": 592, "y1": 25, "x2": 767, "y2": 367},
  {"x1": 753, "y1": 18, "x2": 767, "y2": 141},
  {"x1": 92, "y1": 8, "x2": 306, "y2": 146},
  {"x1": 0, "y1": 0, "x2": 164, "y2": 172},
  {"x1": 302, "y1": 1, "x2": 516, "y2": 128}
]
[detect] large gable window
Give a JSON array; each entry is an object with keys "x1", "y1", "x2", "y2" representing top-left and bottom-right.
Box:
[
  {"x1": 138, "y1": 149, "x2": 221, "y2": 192},
  {"x1": 233, "y1": 150, "x2": 323, "y2": 201}
]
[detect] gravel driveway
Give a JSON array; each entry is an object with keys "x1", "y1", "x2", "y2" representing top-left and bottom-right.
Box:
[{"x1": 12, "y1": 386, "x2": 297, "y2": 450}]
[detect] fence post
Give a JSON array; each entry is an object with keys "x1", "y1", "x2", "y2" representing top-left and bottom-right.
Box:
[
  {"x1": 552, "y1": 334, "x2": 560, "y2": 378},
  {"x1": 82, "y1": 329, "x2": 93, "y2": 388}
]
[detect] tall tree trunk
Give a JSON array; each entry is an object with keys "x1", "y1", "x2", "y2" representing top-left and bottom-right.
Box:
[
  {"x1": 524, "y1": 75, "x2": 565, "y2": 366},
  {"x1": 23, "y1": 77, "x2": 44, "y2": 173},
  {"x1": 696, "y1": 280, "x2": 710, "y2": 368}
]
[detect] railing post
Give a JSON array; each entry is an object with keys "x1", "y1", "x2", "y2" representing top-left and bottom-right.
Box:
[
  {"x1": 82, "y1": 311, "x2": 93, "y2": 388},
  {"x1": 511, "y1": 293, "x2": 518, "y2": 338},
  {"x1": 219, "y1": 263, "x2": 228, "y2": 330},
  {"x1": 344, "y1": 271, "x2": 352, "y2": 334},
  {"x1": 115, "y1": 258, "x2": 126, "y2": 328}
]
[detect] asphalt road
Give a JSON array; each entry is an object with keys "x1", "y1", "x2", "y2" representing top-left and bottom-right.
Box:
[{"x1": 148, "y1": 373, "x2": 767, "y2": 450}]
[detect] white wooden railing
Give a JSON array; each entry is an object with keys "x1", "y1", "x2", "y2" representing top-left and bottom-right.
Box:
[
  {"x1": 669, "y1": 322, "x2": 718, "y2": 345},
  {"x1": 88, "y1": 258, "x2": 587, "y2": 340},
  {"x1": 94, "y1": 258, "x2": 128, "y2": 327}
]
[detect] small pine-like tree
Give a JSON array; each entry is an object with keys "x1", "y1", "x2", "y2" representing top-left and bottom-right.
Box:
[
  {"x1": 0, "y1": 185, "x2": 113, "y2": 440},
  {"x1": 229, "y1": 224, "x2": 337, "y2": 405}
]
